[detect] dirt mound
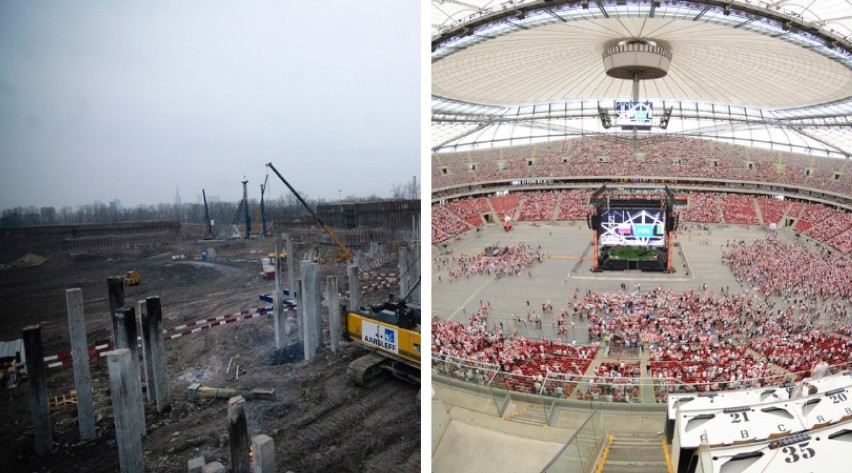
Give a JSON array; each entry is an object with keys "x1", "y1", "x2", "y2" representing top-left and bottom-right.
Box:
[
  {"x1": 11, "y1": 253, "x2": 46, "y2": 268},
  {"x1": 261, "y1": 343, "x2": 305, "y2": 365}
]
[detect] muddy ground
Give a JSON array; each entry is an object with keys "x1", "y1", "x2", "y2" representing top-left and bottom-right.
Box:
[{"x1": 0, "y1": 236, "x2": 420, "y2": 472}]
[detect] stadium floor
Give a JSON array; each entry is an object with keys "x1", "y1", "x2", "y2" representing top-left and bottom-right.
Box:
[
  {"x1": 431, "y1": 221, "x2": 834, "y2": 471},
  {"x1": 433, "y1": 221, "x2": 811, "y2": 343}
]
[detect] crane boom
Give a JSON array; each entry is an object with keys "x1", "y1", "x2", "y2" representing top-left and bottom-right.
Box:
[
  {"x1": 202, "y1": 188, "x2": 214, "y2": 239},
  {"x1": 260, "y1": 173, "x2": 269, "y2": 236},
  {"x1": 266, "y1": 162, "x2": 353, "y2": 262}
]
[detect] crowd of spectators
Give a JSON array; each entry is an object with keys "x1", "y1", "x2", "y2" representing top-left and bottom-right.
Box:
[
  {"x1": 433, "y1": 237, "x2": 851, "y2": 402},
  {"x1": 432, "y1": 189, "x2": 852, "y2": 255},
  {"x1": 722, "y1": 238, "x2": 852, "y2": 301},
  {"x1": 719, "y1": 193, "x2": 760, "y2": 225},
  {"x1": 434, "y1": 241, "x2": 543, "y2": 281},
  {"x1": 829, "y1": 228, "x2": 852, "y2": 254},
  {"x1": 517, "y1": 191, "x2": 559, "y2": 221},
  {"x1": 757, "y1": 196, "x2": 789, "y2": 226},
  {"x1": 787, "y1": 201, "x2": 806, "y2": 219},
  {"x1": 432, "y1": 136, "x2": 852, "y2": 196},
  {"x1": 807, "y1": 211, "x2": 852, "y2": 247},
  {"x1": 489, "y1": 194, "x2": 521, "y2": 220},
  {"x1": 795, "y1": 203, "x2": 839, "y2": 233},
  {"x1": 432, "y1": 302, "x2": 598, "y2": 397},
  {"x1": 557, "y1": 189, "x2": 593, "y2": 220},
  {"x1": 679, "y1": 192, "x2": 721, "y2": 223},
  {"x1": 431, "y1": 204, "x2": 469, "y2": 245}
]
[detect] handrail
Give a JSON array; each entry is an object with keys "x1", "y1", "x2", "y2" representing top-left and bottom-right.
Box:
[
  {"x1": 540, "y1": 407, "x2": 602, "y2": 473},
  {"x1": 434, "y1": 351, "x2": 852, "y2": 401}
]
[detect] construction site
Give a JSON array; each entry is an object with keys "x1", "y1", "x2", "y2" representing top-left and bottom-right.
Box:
[{"x1": 0, "y1": 193, "x2": 422, "y2": 473}]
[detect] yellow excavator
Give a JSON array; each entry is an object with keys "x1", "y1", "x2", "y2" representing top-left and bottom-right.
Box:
[
  {"x1": 265, "y1": 162, "x2": 353, "y2": 264},
  {"x1": 124, "y1": 269, "x2": 140, "y2": 286},
  {"x1": 345, "y1": 278, "x2": 421, "y2": 386}
]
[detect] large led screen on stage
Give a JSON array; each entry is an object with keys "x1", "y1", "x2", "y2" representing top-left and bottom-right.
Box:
[{"x1": 598, "y1": 209, "x2": 666, "y2": 247}]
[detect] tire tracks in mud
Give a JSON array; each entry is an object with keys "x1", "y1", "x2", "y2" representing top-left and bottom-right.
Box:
[{"x1": 282, "y1": 374, "x2": 419, "y2": 472}]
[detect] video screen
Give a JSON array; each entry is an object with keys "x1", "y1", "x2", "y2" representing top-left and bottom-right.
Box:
[
  {"x1": 615, "y1": 101, "x2": 653, "y2": 126},
  {"x1": 598, "y1": 209, "x2": 666, "y2": 247}
]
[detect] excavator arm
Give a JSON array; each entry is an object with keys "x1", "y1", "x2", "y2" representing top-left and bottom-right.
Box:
[{"x1": 266, "y1": 162, "x2": 353, "y2": 262}]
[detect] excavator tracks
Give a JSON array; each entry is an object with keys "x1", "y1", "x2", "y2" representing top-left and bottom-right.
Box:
[{"x1": 347, "y1": 352, "x2": 391, "y2": 387}]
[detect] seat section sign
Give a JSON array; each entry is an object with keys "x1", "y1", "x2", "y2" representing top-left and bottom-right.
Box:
[{"x1": 361, "y1": 320, "x2": 398, "y2": 354}]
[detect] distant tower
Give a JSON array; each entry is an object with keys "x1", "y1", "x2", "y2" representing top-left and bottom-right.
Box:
[{"x1": 174, "y1": 187, "x2": 182, "y2": 207}]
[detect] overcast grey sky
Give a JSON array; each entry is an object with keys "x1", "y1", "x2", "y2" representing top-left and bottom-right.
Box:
[{"x1": 0, "y1": 1, "x2": 420, "y2": 210}]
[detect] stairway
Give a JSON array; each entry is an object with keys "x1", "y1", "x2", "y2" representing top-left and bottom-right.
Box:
[
  {"x1": 715, "y1": 195, "x2": 725, "y2": 224},
  {"x1": 600, "y1": 433, "x2": 669, "y2": 473},
  {"x1": 753, "y1": 198, "x2": 764, "y2": 225},
  {"x1": 507, "y1": 408, "x2": 549, "y2": 427},
  {"x1": 639, "y1": 349, "x2": 655, "y2": 404},
  {"x1": 552, "y1": 193, "x2": 563, "y2": 220}
]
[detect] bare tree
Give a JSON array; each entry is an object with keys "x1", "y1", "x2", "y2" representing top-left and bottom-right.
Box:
[{"x1": 390, "y1": 176, "x2": 419, "y2": 200}]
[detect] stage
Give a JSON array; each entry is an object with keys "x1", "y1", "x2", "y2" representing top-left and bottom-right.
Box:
[
  {"x1": 596, "y1": 245, "x2": 669, "y2": 271},
  {"x1": 587, "y1": 185, "x2": 679, "y2": 273}
]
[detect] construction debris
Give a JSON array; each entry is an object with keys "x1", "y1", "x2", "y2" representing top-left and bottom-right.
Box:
[
  {"x1": 186, "y1": 384, "x2": 237, "y2": 401},
  {"x1": 185, "y1": 384, "x2": 275, "y2": 401},
  {"x1": 12, "y1": 253, "x2": 46, "y2": 268},
  {"x1": 49, "y1": 390, "x2": 78, "y2": 411}
]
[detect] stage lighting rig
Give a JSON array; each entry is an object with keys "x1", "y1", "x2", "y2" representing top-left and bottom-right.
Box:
[
  {"x1": 598, "y1": 106, "x2": 612, "y2": 129},
  {"x1": 659, "y1": 106, "x2": 674, "y2": 130}
]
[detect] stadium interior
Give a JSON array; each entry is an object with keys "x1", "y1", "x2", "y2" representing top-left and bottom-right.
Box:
[{"x1": 429, "y1": 1, "x2": 852, "y2": 472}]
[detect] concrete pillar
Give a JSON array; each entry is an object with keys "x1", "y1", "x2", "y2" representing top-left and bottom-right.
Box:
[
  {"x1": 310, "y1": 267, "x2": 322, "y2": 350},
  {"x1": 347, "y1": 264, "x2": 359, "y2": 311},
  {"x1": 284, "y1": 234, "x2": 295, "y2": 301},
  {"x1": 295, "y1": 279, "x2": 303, "y2": 343},
  {"x1": 228, "y1": 396, "x2": 250, "y2": 473},
  {"x1": 22, "y1": 325, "x2": 53, "y2": 456},
  {"x1": 273, "y1": 240, "x2": 285, "y2": 349},
  {"x1": 281, "y1": 233, "x2": 302, "y2": 341},
  {"x1": 301, "y1": 261, "x2": 321, "y2": 360},
  {"x1": 114, "y1": 307, "x2": 146, "y2": 434},
  {"x1": 137, "y1": 300, "x2": 155, "y2": 402},
  {"x1": 104, "y1": 348, "x2": 144, "y2": 473},
  {"x1": 411, "y1": 242, "x2": 421, "y2": 303},
  {"x1": 107, "y1": 276, "x2": 125, "y2": 342},
  {"x1": 399, "y1": 246, "x2": 410, "y2": 299},
  {"x1": 327, "y1": 276, "x2": 341, "y2": 352},
  {"x1": 251, "y1": 434, "x2": 276, "y2": 473},
  {"x1": 65, "y1": 288, "x2": 95, "y2": 440},
  {"x1": 144, "y1": 297, "x2": 171, "y2": 413}
]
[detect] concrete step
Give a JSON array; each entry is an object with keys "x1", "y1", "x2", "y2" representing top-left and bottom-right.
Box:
[
  {"x1": 601, "y1": 460, "x2": 668, "y2": 473},
  {"x1": 608, "y1": 436, "x2": 662, "y2": 446},
  {"x1": 612, "y1": 432, "x2": 664, "y2": 441},
  {"x1": 601, "y1": 434, "x2": 668, "y2": 473},
  {"x1": 508, "y1": 409, "x2": 548, "y2": 427},
  {"x1": 607, "y1": 446, "x2": 665, "y2": 462}
]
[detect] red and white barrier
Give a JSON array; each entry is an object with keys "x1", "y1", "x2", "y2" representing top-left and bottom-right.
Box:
[
  {"x1": 42, "y1": 306, "x2": 274, "y2": 369},
  {"x1": 42, "y1": 339, "x2": 114, "y2": 369},
  {"x1": 163, "y1": 306, "x2": 271, "y2": 341}
]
